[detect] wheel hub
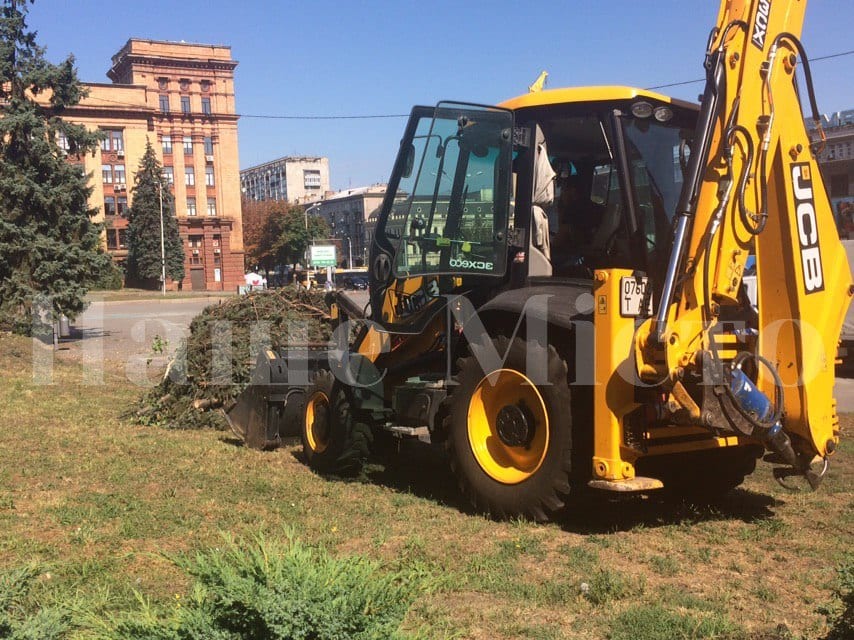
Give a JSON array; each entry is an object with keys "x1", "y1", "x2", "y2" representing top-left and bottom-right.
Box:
[{"x1": 496, "y1": 402, "x2": 535, "y2": 448}]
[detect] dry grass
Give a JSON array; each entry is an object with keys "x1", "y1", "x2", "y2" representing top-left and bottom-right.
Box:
[{"x1": 0, "y1": 331, "x2": 851, "y2": 639}]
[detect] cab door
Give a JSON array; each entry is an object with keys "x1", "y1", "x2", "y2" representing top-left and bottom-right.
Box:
[{"x1": 369, "y1": 102, "x2": 514, "y2": 333}]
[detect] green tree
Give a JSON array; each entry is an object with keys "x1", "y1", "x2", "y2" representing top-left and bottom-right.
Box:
[
  {"x1": 125, "y1": 140, "x2": 184, "y2": 288},
  {"x1": 255, "y1": 204, "x2": 328, "y2": 270},
  {"x1": 0, "y1": 0, "x2": 111, "y2": 333}
]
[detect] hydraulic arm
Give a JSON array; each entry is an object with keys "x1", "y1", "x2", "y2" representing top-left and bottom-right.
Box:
[{"x1": 636, "y1": 0, "x2": 852, "y2": 487}]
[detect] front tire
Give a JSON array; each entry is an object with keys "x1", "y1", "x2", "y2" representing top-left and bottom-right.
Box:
[
  {"x1": 445, "y1": 336, "x2": 573, "y2": 521},
  {"x1": 301, "y1": 371, "x2": 371, "y2": 475}
]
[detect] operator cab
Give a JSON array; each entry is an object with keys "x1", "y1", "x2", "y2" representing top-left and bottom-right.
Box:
[
  {"x1": 368, "y1": 89, "x2": 698, "y2": 330},
  {"x1": 506, "y1": 89, "x2": 698, "y2": 286}
]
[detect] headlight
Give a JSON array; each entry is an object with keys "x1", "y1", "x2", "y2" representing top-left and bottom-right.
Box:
[
  {"x1": 631, "y1": 101, "x2": 654, "y2": 118},
  {"x1": 654, "y1": 106, "x2": 674, "y2": 122}
]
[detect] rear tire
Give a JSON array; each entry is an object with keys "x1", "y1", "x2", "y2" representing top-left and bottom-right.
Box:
[
  {"x1": 301, "y1": 371, "x2": 371, "y2": 476},
  {"x1": 444, "y1": 336, "x2": 573, "y2": 522}
]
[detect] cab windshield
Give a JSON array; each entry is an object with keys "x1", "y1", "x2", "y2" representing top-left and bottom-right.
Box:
[{"x1": 389, "y1": 103, "x2": 513, "y2": 278}]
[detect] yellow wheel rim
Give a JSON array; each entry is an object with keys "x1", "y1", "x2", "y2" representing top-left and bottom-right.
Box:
[
  {"x1": 467, "y1": 369, "x2": 549, "y2": 484},
  {"x1": 304, "y1": 390, "x2": 330, "y2": 454}
]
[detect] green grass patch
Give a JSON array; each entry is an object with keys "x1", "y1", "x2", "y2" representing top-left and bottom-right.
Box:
[
  {"x1": 1, "y1": 331, "x2": 853, "y2": 639},
  {"x1": 610, "y1": 603, "x2": 740, "y2": 640},
  {"x1": 582, "y1": 568, "x2": 644, "y2": 606}
]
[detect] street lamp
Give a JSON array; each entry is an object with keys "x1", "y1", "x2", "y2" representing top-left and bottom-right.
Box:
[
  {"x1": 304, "y1": 201, "x2": 322, "y2": 269},
  {"x1": 343, "y1": 235, "x2": 352, "y2": 269}
]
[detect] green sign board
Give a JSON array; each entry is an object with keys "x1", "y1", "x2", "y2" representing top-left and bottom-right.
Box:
[{"x1": 310, "y1": 245, "x2": 337, "y2": 267}]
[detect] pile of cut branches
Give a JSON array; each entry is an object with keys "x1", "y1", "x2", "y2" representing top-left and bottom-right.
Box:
[{"x1": 133, "y1": 288, "x2": 333, "y2": 429}]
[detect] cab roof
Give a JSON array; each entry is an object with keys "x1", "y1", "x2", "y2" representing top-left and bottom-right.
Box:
[{"x1": 499, "y1": 85, "x2": 698, "y2": 111}]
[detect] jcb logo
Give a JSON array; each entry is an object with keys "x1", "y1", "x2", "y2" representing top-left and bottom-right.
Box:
[
  {"x1": 751, "y1": 0, "x2": 771, "y2": 50},
  {"x1": 791, "y1": 163, "x2": 824, "y2": 294}
]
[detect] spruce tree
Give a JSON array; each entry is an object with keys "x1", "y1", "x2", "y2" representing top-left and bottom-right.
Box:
[
  {"x1": 0, "y1": 0, "x2": 110, "y2": 333},
  {"x1": 125, "y1": 140, "x2": 184, "y2": 288}
]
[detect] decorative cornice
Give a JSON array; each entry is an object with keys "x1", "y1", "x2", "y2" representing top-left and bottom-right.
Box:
[{"x1": 108, "y1": 55, "x2": 237, "y2": 82}]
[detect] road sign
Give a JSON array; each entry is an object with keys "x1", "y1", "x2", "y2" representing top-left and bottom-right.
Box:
[{"x1": 310, "y1": 245, "x2": 337, "y2": 267}]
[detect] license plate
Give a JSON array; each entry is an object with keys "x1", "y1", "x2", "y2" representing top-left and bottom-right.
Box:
[{"x1": 620, "y1": 276, "x2": 653, "y2": 317}]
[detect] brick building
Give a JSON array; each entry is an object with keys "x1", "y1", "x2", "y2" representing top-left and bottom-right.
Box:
[{"x1": 60, "y1": 39, "x2": 244, "y2": 291}]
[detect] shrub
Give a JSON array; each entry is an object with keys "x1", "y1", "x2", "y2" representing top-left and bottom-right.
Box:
[
  {"x1": 0, "y1": 566, "x2": 69, "y2": 640},
  {"x1": 92, "y1": 260, "x2": 125, "y2": 291},
  {"x1": 101, "y1": 530, "x2": 426, "y2": 640}
]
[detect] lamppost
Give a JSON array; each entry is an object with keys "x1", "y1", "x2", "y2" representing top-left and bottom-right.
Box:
[
  {"x1": 343, "y1": 235, "x2": 352, "y2": 269},
  {"x1": 304, "y1": 201, "x2": 322, "y2": 269},
  {"x1": 157, "y1": 180, "x2": 166, "y2": 296}
]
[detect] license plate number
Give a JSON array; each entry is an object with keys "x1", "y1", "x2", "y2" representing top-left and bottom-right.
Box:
[{"x1": 620, "y1": 276, "x2": 653, "y2": 317}]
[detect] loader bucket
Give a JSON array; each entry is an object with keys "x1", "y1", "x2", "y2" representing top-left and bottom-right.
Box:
[
  {"x1": 224, "y1": 383, "x2": 308, "y2": 450},
  {"x1": 224, "y1": 348, "x2": 327, "y2": 450}
]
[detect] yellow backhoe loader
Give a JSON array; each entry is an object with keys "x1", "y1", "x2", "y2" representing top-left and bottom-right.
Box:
[{"x1": 227, "y1": 0, "x2": 852, "y2": 521}]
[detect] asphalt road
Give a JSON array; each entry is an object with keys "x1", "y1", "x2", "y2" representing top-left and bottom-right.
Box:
[{"x1": 58, "y1": 296, "x2": 225, "y2": 386}]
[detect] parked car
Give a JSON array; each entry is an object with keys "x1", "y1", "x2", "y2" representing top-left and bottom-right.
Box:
[{"x1": 342, "y1": 275, "x2": 368, "y2": 290}]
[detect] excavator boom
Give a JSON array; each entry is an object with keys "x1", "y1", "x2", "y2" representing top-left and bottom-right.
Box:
[{"x1": 638, "y1": 0, "x2": 852, "y2": 482}]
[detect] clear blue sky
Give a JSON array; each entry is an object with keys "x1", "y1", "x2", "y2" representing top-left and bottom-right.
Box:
[{"x1": 29, "y1": 0, "x2": 854, "y2": 191}]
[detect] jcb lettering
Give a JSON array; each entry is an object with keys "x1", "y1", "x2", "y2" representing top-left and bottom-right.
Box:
[
  {"x1": 791, "y1": 163, "x2": 824, "y2": 294},
  {"x1": 797, "y1": 202, "x2": 817, "y2": 246},
  {"x1": 802, "y1": 247, "x2": 824, "y2": 292},
  {"x1": 751, "y1": 0, "x2": 772, "y2": 50}
]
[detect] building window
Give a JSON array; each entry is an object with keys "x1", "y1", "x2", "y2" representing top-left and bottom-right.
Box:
[
  {"x1": 100, "y1": 130, "x2": 123, "y2": 152},
  {"x1": 304, "y1": 169, "x2": 321, "y2": 188},
  {"x1": 201, "y1": 97, "x2": 211, "y2": 115},
  {"x1": 185, "y1": 167, "x2": 195, "y2": 186},
  {"x1": 206, "y1": 198, "x2": 217, "y2": 216},
  {"x1": 189, "y1": 234, "x2": 203, "y2": 264},
  {"x1": 162, "y1": 135, "x2": 172, "y2": 154},
  {"x1": 183, "y1": 136, "x2": 193, "y2": 154},
  {"x1": 114, "y1": 164, "x2": 126, "y2": 184},
  {"x1": 117, "y1": 196, "x2": 128, "y2": 217},
  {"x1": 104, "y1": 196, "x2": 116, "y2": 216},
  {"x1": 118, "y1": 228, "x2": 128, "y2": 249},
  {"x1": 57, "y1": 131, "x2": 70, "y2": 151},
  {"x1": 107, "y1": 229, "x2": 118, "y2": 250},
  {"x1": 101, "y1": 164, "x2": 112, "y2": 183},
  {"x1": 187, "y1": 197, "x2": 197, "y2": 216},
  {"x1": 204, "y1": 136, "x2": 213, "y2": 155},
  {"x1": 162, "y1": 166, "x2": 174, "y2": 185},
  {"x1": 205, "y1": 166, "x2": 215, "y2": 186},
  {"x1": 159, "y1": 95, "x2": 170, "y2": 113},
  {"x1": 181, "y1": 95, "x2": 190, "y2": 114}
]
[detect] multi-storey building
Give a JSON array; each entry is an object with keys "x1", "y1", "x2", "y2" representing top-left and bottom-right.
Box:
[
  {"x1": 313, "y1": 184, "x2": 386, "y2": 267},
  {"x1": 59, "y1": 39, "x2": 244, "y2": 291},
  {"x1": 240, "y1": 156, "x2": 330, "y2": 204},
  {"x1": 810, "y1": 109, "x2": 854, "y2": 237}
]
